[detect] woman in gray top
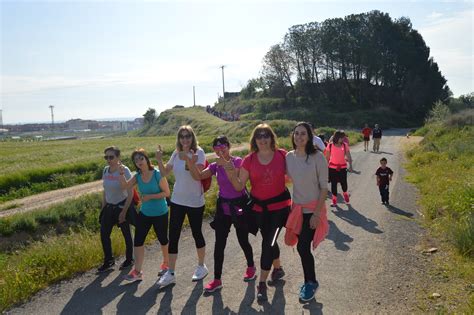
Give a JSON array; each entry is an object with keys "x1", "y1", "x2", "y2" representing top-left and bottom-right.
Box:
[{"x1": 286, "y1": 122, "x2": 328, "y2": 302}]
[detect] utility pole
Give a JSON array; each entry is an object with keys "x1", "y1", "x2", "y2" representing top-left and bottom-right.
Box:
[
  {"x1": 49, "y1": 105, "x2": 55, "y2": 131},
  {"x1": 220, "y1": 65, "x2": 226, "y2": 110},
  {"x1": 193, "y1": 86, "x2": 196, "y2": 106},
  {"x1": 0, "y1": 109, "x2": 3, "y2": 129}
]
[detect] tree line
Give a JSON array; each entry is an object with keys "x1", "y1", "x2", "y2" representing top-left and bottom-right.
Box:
[{"x1": 241, "y1": 10, "x2": 450, "y2": 123}]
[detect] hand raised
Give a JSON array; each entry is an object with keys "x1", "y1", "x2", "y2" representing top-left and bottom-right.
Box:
[{"x1": 156, "y1": 145, "x2": 163, "y2": 161}]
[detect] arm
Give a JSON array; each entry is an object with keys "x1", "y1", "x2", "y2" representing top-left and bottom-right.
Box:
[
  {"x1": 156, "y1": 147, "x2": 174, "y2": 177},
  {"x1": 226, "y1": 163, "x2": 248, "y2": 192},
  {"x1": 119, "y1": 186, "x2": 134, "y2": 224},
  {"x1": 376, "y1": 175, "x2": 380, "y2": 186},
  {"x1": 345, "y1": 149, "x2": 353, "y2": 171},
  {"x1": 188, "y1": 158, "x2": 212, "y2": 180},
  {"x1": 119, "y1": 169, "x2": 137, "y2": 190},
  {"x1": 142, "y1": 177, "x2": 171, "y2": 202},
  {"x1": 101, "y1": 191, "x2": 106, "y2": 209},
  {"x1": 310, "y1": 155, "x2": 329, "y2": 229}
]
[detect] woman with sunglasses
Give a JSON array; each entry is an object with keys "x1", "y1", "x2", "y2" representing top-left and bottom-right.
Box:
[
  {"x1": 119, "y1": 149, "x2": 170, "y2": 282},
  {"x1": 226, "y1": 123, "x2": 291, "y2": 302},
  {"x1": 187, "y1": 135, "x2": 256, "y2": 293},
  {"x1": 285, "y1": 122, "x2": 328, "y2": 302},
  {"x1": 98, "y1": 146, "x2": 135, "y2": 272},
  {"x1": 155, "y1": 125, "x2": 208, "y2": 288}
]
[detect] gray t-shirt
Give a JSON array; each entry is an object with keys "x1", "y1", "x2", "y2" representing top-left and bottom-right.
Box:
[
  {"x1": 102, "y1": 165, "x2": 132, "y2": 205},
  {"x1": 286, "y1": 151, "x2": 328, "y2": 213}
]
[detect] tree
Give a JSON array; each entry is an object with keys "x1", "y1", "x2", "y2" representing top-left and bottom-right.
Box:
[{"x1": 143, "y1": 108, "x2": 157, "y2": 126}]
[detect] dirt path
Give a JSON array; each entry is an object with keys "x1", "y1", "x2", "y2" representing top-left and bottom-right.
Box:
[
  {"x1": 0, "y1": 144, "x2": 249, "y2": 218},
  {"x1": 6, "y1": 131, "x2": 429, "y2": 314}
]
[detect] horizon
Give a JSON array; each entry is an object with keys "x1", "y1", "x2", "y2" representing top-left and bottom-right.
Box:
[{"x1": 1, "y1": 1, "x2": 472, "y2": 125}]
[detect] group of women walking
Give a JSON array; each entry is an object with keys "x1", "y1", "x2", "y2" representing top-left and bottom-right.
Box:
[{"x1": 99, "y1": 122, "x2": 352, "y2": 302}]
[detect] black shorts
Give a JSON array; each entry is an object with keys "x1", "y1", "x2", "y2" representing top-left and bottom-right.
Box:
[{"x1": 364, "y1": 136, "x2": 370, "y2": 141}]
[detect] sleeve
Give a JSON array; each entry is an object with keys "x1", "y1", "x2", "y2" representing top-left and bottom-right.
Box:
[
  {"x1": 315, "y1": 153, "x2": 329, "y2": 189},
  {"x1": 208, "y1": 162, "x2": 217, "y2": 175},
  {"x1": 102, "y1": 166, "x2": 108, "y2": 179},
  {"x1": 242, "y1": 154, "x2": 252, "y2": 171},
  {"x1": 388, "y1": 168, "x2": 394, "y2": 175},
  {"x1": 154, "y1": 168, "x2": 162, "y2": 182},
  {"x1": 196, "y1": 148, "x2": 206, "y2": 166},
  {"x1": 124, "y1": 166, "x2": 132, "y2": 180},
  {"x1": 168, "y1": 150, "x2": 177, "y2": 166},
  {"x1": 375, "y1": 168, "x2": 380, "y2": 176}
]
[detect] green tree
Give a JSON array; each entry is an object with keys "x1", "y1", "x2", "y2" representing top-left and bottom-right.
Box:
[{"x1": 143, "y1": 108, "x2": 157, "y2": 126}]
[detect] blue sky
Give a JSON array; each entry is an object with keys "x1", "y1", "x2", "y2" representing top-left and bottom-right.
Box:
[{"x1": 1, "y1": 0, "x2": 473, "y2": 124}]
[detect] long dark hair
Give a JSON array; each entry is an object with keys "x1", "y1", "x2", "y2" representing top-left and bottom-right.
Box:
[{"x1": 291, "y1": 122, "x2": 316, "y2": 160}]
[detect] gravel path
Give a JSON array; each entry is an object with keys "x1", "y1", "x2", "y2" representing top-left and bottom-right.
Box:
[{"x1": 6, "y1": 133, "x2": 428, "y2": 314}]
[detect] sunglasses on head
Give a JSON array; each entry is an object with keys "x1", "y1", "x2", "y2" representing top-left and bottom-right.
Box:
[
  {"x1": 179, "y1": 134, "x2": 192, "y2": 140},
  {"x1": 255, "y1": 132, "x2": 271, "y2": 140},
  {"x1": 134, "y1": 155, "x2": 145, "y2": 162},
  {"x1": 213, "y1": 144, "x2": 228, "y2": 151},
  {"x1": 104, "y1": 155, "x2": 115, "y2": 161}
]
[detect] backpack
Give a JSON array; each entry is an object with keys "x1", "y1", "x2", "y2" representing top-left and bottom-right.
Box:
[{"x1": 201, "y1": 160, "x2": 212, "y2": 193}]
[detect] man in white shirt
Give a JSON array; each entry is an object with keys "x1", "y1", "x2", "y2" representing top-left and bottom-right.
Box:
[{"x1": 313, "y1": 135, "x2": 326, "y2": 151}]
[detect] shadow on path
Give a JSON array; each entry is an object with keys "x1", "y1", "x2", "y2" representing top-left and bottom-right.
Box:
[
  {"x1": 326, "y1": 220, "x2": 353, "y2": 251},
  {"x1": 332, "y1": 205, "x2": 383, "y2": 234},
  {"x1": 386, "y1": 205, "x2": 414, "y2": 218}
]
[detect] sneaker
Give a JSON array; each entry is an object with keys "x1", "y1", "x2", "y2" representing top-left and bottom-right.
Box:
[
  {"x1": 192, "y1": 264, "x2": 208, "y2": 281},
  {"x1": 385, "y1": 201, "x2": 390, "y2": 206},
  {"x1": 156, "y1": 270, "x2": 176, "y2": 288},
  {"x1": 204, "y1": 279, "x2": 223, "y2": 292},
  {"x1": 123, "y1": 269, "x2": 143, "y2": 282},
  {"x1": 119, "y1": 259, "x2": 134, "y2": 270},
  {"x1": 97, "y1": 260, "x2": 115, "y2": 273},
  {"x1": 331, "y1": 195, "x2": 337, "y2": 207},
  {"x1": 158, "y1": 262, "x2": 168, "y2": 277},
  {"x1": 257, "y1": 282, "x2": 268, "y2": 302},
  {"x1": 299, "y1": 281, "x2": 319, "y2": 302},
  {"x1": 381, "y1": 201, "x2": 385, "y2": 205},
  {"x1": 243, "y1": 266, "x2": 257, "y2": 282},
  {"x1": 270, "y1": 267, "x2": 285, "y2": 282},
  {"x1": 343, "y1": 192, "x2": 350, "y2": 204}
]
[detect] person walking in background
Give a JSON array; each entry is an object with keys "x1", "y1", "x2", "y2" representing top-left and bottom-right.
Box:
[
  {"x1": 361, "y1": 123, "x2": 372, "y2": 152},
  {"x1": 119, "y1": 149, "x2": 170, "y2": 282},
  {"x1": 285, "y1": 122, "x2": 328, "y2": 302},
  {"x1": 98, "y1": 146, "x2": 135, "y2": 273},
  {"x1": 312, "y1": 134, "x2": 326, "y2": 152},
  {"x1": 187, "y1": 135, "x2": 256, "y2": 293},
  {"x1": 375, "y1": 157, "x2": 394, "y2": 205},
  {"x1": 372, "y1": 124, "x2": 382, "y2": 152},
  {"x1": 325, "y1": 130, "x2": 353, "y2": 207},
  {"x1": 155, "y1": 125, "x2": 208, "y2": 288},
  {"x1": 227, "y1": 123, "x2": 291, "y2": 302}
]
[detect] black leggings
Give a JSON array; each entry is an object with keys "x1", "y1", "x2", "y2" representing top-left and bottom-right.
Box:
[
  {"x1": 100, "y1": 203, "x2": 134, "y2": 262},
  {"x1": 329, "y1": 167, "x2": 348, "y2": 196},
  {"x1": 134, "y1": 212, "x2": 169, "y2": 247},
  {"x1": 168, "y1": 202, "x2": 206, "y2": 254},
  {"x1": 297, "y1": 214, "x2": 317, "y2": 283},
  {"x1": 255, "y1": 207, "x2": 289, "y2": 271},
  {"x1": 214, "y1": 215, "x2": 254, "y2": 279}
]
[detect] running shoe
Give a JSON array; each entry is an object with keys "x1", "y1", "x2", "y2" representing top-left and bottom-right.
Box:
[
  {"x1": 156, "y1": 270, "x2": 176, "y2": 288},
  {"x1": 331, "y1": 195, "x2": 337, "y2": 207},
  {"x1": 119, "y1": 259, "x2": 134, "y2": 270},
  {"x1": 123, "y1": 269, "x2": 143, "y2": 282},
  {"x1": 204, "y1": 279, "x2": 223, "y2": 292},
  {"x1": 243, "y1": 266, "x2": 257, "y2": 282},
  {"x1": 299, "y1": 281, "x2": 319, "y2": 302},
  {"x1": 257, "y1": 282, "x2": 268, "y2": 302},
  {"x1": 97, "y1": 260, "x2": 115, "y2": 273},
  {"x1": 343, "y1": 192, "x2": 350, "y2": 204},
  {"x1": 270, "y1": 267, "x2": 285, "y2": 282},
  {"x1": 158, "y1": 262, "x2": 168, "y2": 277},
  {"x1": 192, "y1": 264, "x2": 209, "y2": 281}
]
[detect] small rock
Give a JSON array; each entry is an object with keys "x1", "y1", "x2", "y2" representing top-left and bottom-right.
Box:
[
  {"x1": 422, "y1": 247, "x2": 438, "y2": 254},
  {"x1": 432, "y1": 293, "x2": 441, "y2": 298},
  {"x1": 377, "y1": 301, "x2": 381, "y2": 305}
]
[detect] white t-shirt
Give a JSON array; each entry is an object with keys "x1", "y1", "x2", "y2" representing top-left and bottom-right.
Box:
[
  {"x1": 169, "y1": 148, "x2": 206, "y2": 207},
  {"x1": 313, "y1": 136, "x2": 326, "y2": 151}
]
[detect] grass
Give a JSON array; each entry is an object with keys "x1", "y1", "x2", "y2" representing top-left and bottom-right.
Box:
[{"x1": 405, "y1": 113, "x2": 473, "y2": 312}]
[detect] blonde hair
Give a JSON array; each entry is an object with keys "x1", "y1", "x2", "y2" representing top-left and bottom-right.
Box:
[
  {"x1": 175, "y1": 125, "x2": 198, "y2": 152},
  {"x1": 249, "y1": 123, "x2": 277, "y2": 152}
]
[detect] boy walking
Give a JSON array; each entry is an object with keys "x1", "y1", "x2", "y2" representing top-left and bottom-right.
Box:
[{"x1": 375, "y1": 158, "x2": 393, "y2": 205}]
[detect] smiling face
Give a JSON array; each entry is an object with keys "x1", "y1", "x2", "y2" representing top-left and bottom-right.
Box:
[
  {"x1": 133, "y1": 153, "x2": 147, "y2": 170},
  {"x1": 213, "y1": 144, "x2": 230, "y2": 159},
  {"x1": 178, "y1": 130, "x2": 193, "y2": 150},
  {"x1": 293, "y1": 125, "x2": 309, "y2": 149}
]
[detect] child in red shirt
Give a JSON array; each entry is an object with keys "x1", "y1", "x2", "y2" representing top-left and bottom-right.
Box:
[
  {"x1": 375, "y1": 157, "x2": 393, "y2": 205},
  {"x1": 361, "y1": 123, "x2": 372, "y2": 152}
]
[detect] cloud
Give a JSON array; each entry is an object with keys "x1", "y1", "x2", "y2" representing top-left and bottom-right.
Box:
[{"x1": 427, "y1": 11, "x2": 443, "y2": 20}]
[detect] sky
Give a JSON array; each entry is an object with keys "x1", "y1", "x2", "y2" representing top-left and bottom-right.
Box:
[{"x1": 1, "y1": 0, "x2": 473, "y2": 124}]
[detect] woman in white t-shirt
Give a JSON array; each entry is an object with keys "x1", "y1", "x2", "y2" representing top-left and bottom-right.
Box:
[{"x1": 155, "y1": 125, "x2": 208, "y2": 288}]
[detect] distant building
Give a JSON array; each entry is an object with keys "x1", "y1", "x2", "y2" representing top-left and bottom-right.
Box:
[{"x1": 66, "y1": 119, "x2": 98, "y2": 130}]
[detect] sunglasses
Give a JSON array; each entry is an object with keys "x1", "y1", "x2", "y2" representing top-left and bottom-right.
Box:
[
  {"x1": 213, "y1": 144, "x2": 228, "y2": 151},
  {"x1": 255, "y1": 132, "x2": 271, "y2": 140},
  {"x1": 179, "y1": 134, "x2": 192, "y2": 140},
  {"x1": 134, "y1": 155, "x2": 145, "y2": 162},
  {"x1": 104, "y1": 155, "x2": 115, "y2": 160}
]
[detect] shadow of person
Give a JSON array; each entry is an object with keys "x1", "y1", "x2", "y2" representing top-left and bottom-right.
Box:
[
  {"x1": 302, "y1": 298, "x2": 324, "y2": 315},
  {"x1": 386, "y1": 204, "x2": 414, "y2": 218},
  {"x1": 115, "y1": 281, "x2": 159, "y2": 315},
  {"x1": 332, "y1": 205, "x2": 383, "y2": 234},
  {"x1": 258, "y1": 280, "x2": 286, "y2": 314},
  {"x1": 61, "y1": 269, "x2": 134, "y2": 315},
  {"x1": 181, "y1": 281, "x2": 203, "y2": 314},
  {"x1": 377, "y1": 151, "x2": 393, "y2": 155},
  {"x1": 326, "y1": 220, "x2": 353, "y2": 251},
  {"x1": 238, "y1": 281, "x2": 257, "y2": 314}
]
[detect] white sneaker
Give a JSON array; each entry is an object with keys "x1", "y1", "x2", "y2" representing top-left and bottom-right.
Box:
[
  {"x1": 156, "y1": 270, "x2": 176, "y2": 288},
  {"x1": 192, "y1": 264, "x2": 208, "y2": 281}
]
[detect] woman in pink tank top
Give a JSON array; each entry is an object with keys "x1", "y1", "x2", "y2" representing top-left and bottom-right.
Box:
[{"x1": 325, "y1": 130, "x2": 353, "y2": 206}]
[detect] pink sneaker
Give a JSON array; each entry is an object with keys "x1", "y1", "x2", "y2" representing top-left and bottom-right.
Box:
[
  {"x1": 204, "y1": 279, "x2": 223, "y2": 292},
  {"x1": 158, "y1": 262, "x2": 168, "y2": 277},
  {"x1": 243, "y1": 266, "x2": 256, "y2": 282},
  {"x1": 331, "y1": 195, "x2": 337, "y2": 207},
  {"x1": 343, "y1": 192, "x2": 350, "y2": 204},
  {"x1": 124, "y1": 269, "x2": 143, "y2": 282}
]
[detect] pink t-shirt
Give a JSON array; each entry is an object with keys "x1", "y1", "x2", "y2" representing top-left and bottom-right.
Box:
[
  {"x1": 328, "y1": 143, "x2": 349, "y2": 169},
  {"x1": 242, "y1": 149, "x2": 291, "y2": 212}
]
